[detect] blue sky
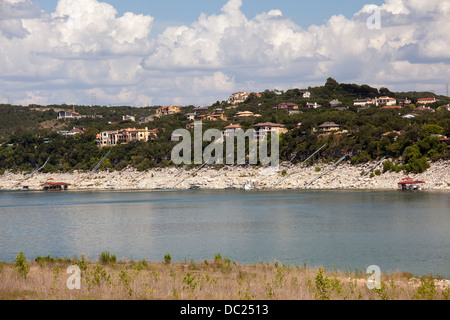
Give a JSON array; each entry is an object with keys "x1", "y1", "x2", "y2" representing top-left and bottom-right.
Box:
[{"x1": 0, "y1": 0, "x2": 448, "y2": 106}]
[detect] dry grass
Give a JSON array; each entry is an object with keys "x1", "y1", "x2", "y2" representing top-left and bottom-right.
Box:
[{"x1": 0, "y1": 257, "x2": 449, "y2": 300}]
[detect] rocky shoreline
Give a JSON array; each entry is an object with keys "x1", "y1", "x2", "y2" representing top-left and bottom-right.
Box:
[{"x1": 1, "y1": 159, "x2": 449, "y2": 192}]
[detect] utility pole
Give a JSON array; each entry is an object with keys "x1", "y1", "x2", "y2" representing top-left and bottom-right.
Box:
[{"x1": 92, "y1": 93, "x2": 96, "y2": 107}]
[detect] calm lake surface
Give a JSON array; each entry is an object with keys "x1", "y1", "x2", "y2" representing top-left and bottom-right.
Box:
[{"x1": 0, "y1": 189, "x2": 449, "y2": 278}]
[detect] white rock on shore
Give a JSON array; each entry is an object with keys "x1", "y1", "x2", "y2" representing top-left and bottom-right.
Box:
[{"x1": 0, "y1": 160, "x2": 449, "y2": 191}]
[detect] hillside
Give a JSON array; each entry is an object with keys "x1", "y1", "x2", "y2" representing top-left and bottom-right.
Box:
[{"x1": 0, "y1": 78, "x2": 449, "y2": 175}]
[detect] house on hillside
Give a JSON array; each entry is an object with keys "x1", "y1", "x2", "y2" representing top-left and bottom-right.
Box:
[
  {"x1": 235, "y1": 111, "x2": 261, "y2": 118},
  {"x1": 318, "y1": 122, "x2": 340, "y2": 133},
  {"x1": 415, "y1": 105, "x2": 435, "y2": 112},
  {"x1": 402, "y1": 114, "x2": 418, "y2": 119},
  {"x1": 185, "y1": 113, "x2": 196, "y2": 121},
  {"x1": 253, "y1": 122, "x2": 288, "y2": 140},
  {"x1": 228, "y1": 92, "x2": 250, "y2": 105},
  {"x1": 58, "y1": 127, "x2": 85, "y2": 136},
  {"x1": 192, "y1": 107, "x2": 209, "y2": 114},
  {"x1": 377, "y1": 96, "x2": 397, "y2": 106},
  {"x1": 57, "y1": 107, "x2": 82, "y2": 120},
  {"x1": 353, "y1": 98, "x2": 376, "y2": 106},
  {"x1": 329, "y1": 99, "x2": 341, "y2": 108},
  {"x1": 156, "y1": 105, "x2": 183, "y2": 116},
  {"x1": 197, "y1": 114, "x2": 228, "y2": 121},
  {"x1": 417, "y1": 97, "x2": 436, "y2": 105},
  {"x1": 398, "y1": 98, "x2": 412, "y2": 107},
  {"x1": 223, "y1": 124, "x2": 242, "y2": 138},
  {"x1": 122, "y1": 115, "x2": 136, "y2": 122},
  {"x1": 274, "y1": 102, "x2": 299, "y2": 111},
  {"x1": 300, "y1": 91, "x2": 311, "y2": 98},
  {"x1": 97, "y1": 127, "x2": 157, "y2": 147},
  {"x1": 306, "y1": 102, "x2": 322, "y2": 109},
  {"x1": 139, "y1": 116, "x2": 154, "y2": 124}
]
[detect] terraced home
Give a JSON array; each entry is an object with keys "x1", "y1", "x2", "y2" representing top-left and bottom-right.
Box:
[{"x1": 96, "y1": 127, "x2": 158, "y2": 147}]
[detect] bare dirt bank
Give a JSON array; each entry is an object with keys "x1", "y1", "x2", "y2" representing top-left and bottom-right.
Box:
[{"x1": 0, "y1": 160, "x2": 449, "y2": 191}]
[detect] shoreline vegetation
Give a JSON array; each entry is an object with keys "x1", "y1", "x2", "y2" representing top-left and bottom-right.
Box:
[
  {"x1": 1, "y1": 252, "x2": 449, "y2": 300},
  {"x1": 1, "y1": 160, "x2": 448, "y2": 191}
]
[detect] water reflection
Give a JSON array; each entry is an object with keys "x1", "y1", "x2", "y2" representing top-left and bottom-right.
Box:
[{"x1": 0, "y1": 189, "x2": 449, "y2": 277}]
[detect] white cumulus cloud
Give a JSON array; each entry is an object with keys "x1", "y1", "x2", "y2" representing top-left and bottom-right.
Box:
[{"x1": 0, "y1": 0, "x2": 448, "y2": 107}]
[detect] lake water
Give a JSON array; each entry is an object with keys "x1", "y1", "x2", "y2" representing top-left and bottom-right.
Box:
[{"x1": 0, "y1": 189, "x2": 449, "y2": 278}]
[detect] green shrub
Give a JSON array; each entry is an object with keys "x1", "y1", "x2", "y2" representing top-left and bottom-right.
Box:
[
  {"x1": 164, "y1": 254, "x2": 172, "y2": 265},
  {"x1": 413, "y1": 276, "x2": 436, "y2": 300},
  {"x1": 98, "y1": 251, "x2": 116, "y2": 264},
  {"x1": 314, "y1": 268, "x2": 330, "y2": 300},
  {"x1": 14, "y1": 251, "x2": 30, "y2": 279}
]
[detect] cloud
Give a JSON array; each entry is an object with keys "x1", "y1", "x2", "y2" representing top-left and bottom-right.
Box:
[{"x1": 0, "y1": 0, "x2": 449, "y2": 107}]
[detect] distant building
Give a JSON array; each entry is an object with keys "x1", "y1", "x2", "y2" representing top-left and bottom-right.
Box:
[
  {"x1": 300, "y1": 91, "x2": 311, "y2": 99},
  {"x1": 192, "y1": 107, "x2": 209, "y2": 114},
  {"x1": 122, "y1": 115, "x2": 136, "y2": 122},
  {"x1": 415, "y1": 105, "x2": 435, "y2": 112},
  {"x1": 57, "y1": 106, "x2": 82, "y2": 120},
  {"x1": 318, "y1": 122, "x2": 340, "y2": 133},
  {"x1": 377, "y1": 96, "x2": 397, "y2": 106},
  {"x1": 58, "y1": 127, "x2": 85, "y2": 136},
  {"x1": 398, "y1": 98, "x2": 412, "y2": 107},
  {"x1": 185, "y1": 113, "x2": 196, "y2": 121},
  {"x1": 275, "y1": 102, "x2": 299, "y2": 110},
  {"x1": 97, "y1": 127, "x2": 157, "y2": 147},
  {"x1": 353, "y1": 98, "x2": 375, "y2": 106},
  {"x1": 235, "y1": 111, "x2": 261, "y2": 118},
  {"x1": 223, "y1": 124, "x2": 242, "y2": 138},
  {"x1": 417, "y1": 97, "x2": 436, "y2": 105},
  {"x1": 402, "y1": 114, "x2": 418, "y2": 119},
  {"x1": 329, "y1": 99, "x2": 341, "y2": 107},
  {"x1": 197, "y1": 114, "x2": 228, "y2": 121},
  {"x1": 139, "y1": 116, "x2": 154, "y2": 124},
  {"x1": 253, "y1": 122, "x2": 288, "y2": 140},
  {"x1": 156, "y1": 105, "x2": 183, "y2": 116},
  {"x1": 228, "y1": 92, "x2": 250, "y2": 105},
  {"x1": 306, "y1": 102, "x2": 322, "y2": 109}
]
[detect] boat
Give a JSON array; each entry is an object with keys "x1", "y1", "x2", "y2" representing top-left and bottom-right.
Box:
[
  {"x1": 41, "y1": 179, "x2": 70, "y2": 191},
  {"x1": 398, "y1": 177, "x2": 425, "y2": 191}
]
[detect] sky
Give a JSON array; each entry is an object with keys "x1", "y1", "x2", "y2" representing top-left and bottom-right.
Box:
[{"x1": 0, "y1": 0, "x2": 449, "y2": 107}]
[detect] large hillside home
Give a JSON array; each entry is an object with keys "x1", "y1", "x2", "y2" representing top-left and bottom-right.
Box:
[
  {"x1": 97, "y1": 127, "x2": 157, "y2": 147},
  {"x1": 253, "y1": 122, "x2": 288, "y2": 140},
  {"x1": 57, "y1": 107, "x2": 82, "y2": 120},
  {"x1": 156, "y1": 105, "x2": 183, "y2": 116}
]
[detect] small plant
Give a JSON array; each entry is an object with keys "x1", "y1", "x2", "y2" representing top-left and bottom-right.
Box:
[
  {"x1": 14, "y1": 251, "x2": 30, "y2": 279},
  {"x1": 413, "y1": 276, "x2": 436, "y2": 300},
  {"x1": 183, "y1": 273, "x2": 197, "y2": 291},
  {"x1": 265, "y1": 283, "x2": 275, "y2": 299},
  {"x1": 374, "y1": 169, "x2": 381, "y2": 176},
  {"x1": 315, "y1": 167, "x2": 321, "y2": 172},
  {"x1": 74, "y1": 255, "x2": 88, "y2": 273},
  {"x1": 281, "y1": 169, "x2": 287, "y2": 177},
  {"x1": 314, "y1": 267, "x2": 330, "y2": 300},
  {"x1": 99, "y1": 251, "x2": 116, "y2": 264},
  {"x1": 214, "y1": 253, "x2": 223, "y2": 265},
  {"x1": 164, "y1": 253, "x2": 172, "y2": 265}
]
